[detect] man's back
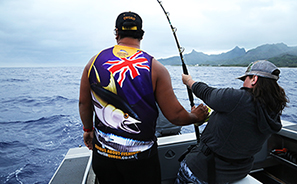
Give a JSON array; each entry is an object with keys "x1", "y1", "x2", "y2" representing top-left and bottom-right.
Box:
[{"x1": 89, "y1": 45, "x2": 159, "y2": 155}]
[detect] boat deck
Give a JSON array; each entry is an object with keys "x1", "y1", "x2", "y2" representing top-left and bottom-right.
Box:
[
  {"x1": 49, "y1": 120, "x2": 297, "y2": 184},
  {"x1": 49, "y1": 147, "x2": 94, "y2": 184}
]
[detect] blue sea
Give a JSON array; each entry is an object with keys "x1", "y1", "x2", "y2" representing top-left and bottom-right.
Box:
[{"x1": 0, "y1": 66, "x2": 296, "y2": 184}]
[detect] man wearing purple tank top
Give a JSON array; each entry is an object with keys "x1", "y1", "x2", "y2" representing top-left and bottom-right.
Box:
[{"x1": 79, "y1": 11, "x2": 209, "y2": 184}]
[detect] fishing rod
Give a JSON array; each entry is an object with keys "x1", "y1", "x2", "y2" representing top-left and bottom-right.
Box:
[{"x1": 157, "y1": 0, "x2": 200, "y2": 143}]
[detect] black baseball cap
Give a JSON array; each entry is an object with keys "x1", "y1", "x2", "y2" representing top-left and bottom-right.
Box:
[{"x1": 116, "y1": 12, "x2": 142, "y2": 31}]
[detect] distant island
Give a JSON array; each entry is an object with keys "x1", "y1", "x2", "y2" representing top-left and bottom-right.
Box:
[{"x1": 158, "y1": 43, "x2": 297, "y2": 67}]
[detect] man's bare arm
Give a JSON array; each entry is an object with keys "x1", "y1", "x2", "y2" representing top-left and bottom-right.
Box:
[{"x1": 151, "y1": 58, "x2": 208, "y2": 126}]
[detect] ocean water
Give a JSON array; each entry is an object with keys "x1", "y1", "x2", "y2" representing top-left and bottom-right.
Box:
[{"x1": 0, "y1": 66, "x2": 296, "y2": 184}]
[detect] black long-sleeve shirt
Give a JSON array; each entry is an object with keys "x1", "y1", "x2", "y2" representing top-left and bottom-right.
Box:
[{"x1": 185, "y1": 82, "x2": 281, "y2": 183}]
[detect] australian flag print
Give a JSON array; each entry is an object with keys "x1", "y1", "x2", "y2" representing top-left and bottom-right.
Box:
[{"x1": 104, "y1": 51, "x2": 150, "y2": 87}]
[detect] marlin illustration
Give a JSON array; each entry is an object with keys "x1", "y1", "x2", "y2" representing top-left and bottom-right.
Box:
[{"x1": 90, "y1": 67, "x2": 141, "y2": 134}]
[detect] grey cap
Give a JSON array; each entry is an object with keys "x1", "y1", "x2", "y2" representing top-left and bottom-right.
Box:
[{"x1": 237, "y1": 60, "x2": 280, "y2": 81}]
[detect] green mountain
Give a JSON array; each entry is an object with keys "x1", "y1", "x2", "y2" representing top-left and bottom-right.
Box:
[
  {"x1": 158, "y1": 43, "x2": 297, "y2": 67},
  {"x1": 269, "y1": 54, "x2": 297, "y2": 67}
]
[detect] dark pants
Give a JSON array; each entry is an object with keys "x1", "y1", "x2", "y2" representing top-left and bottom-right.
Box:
[{"x1": 92, "y1": 151, "x2": 161, "y2": 184}]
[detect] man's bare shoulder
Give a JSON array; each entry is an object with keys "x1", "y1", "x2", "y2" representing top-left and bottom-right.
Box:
[
  {"x1": 152, "y1": 58, "x2": 168, "y2": 74},
  {"x1": 84, "y1": 55, "x2": 97, "y2": 72}
]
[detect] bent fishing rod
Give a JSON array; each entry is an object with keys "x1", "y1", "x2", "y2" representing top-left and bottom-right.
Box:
[{"x1": 157, "y1": 0, "x2": 200, "y2": 143}]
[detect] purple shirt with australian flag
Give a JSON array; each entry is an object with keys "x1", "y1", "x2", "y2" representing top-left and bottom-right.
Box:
[{"x1": 88, "y1": 45, "x2": 159, "y2": 160}]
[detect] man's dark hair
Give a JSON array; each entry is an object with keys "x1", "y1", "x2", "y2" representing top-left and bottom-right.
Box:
[{"x1": 118, "y1": 30, "x2": 144, "y2": 40}]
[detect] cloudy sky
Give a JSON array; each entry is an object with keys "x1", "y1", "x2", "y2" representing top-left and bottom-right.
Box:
[{"x1": 1, "y1": 0, "x2": 297, "y2": 67}]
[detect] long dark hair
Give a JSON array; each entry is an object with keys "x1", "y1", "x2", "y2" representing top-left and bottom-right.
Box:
[{"x1": 249, "y1": 76, "x2": 289, "y2": 114}]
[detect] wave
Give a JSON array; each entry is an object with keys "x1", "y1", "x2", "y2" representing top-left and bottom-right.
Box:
[
  {"x1": 0, "y1": 78, "x2": 30, "y2": 83},
  {"x1": 1, "y1": 95, "x2": 75, "y2": 105},
  {"x1": 0, "y1": 114, "x2": 84, "y2": 184},
  {"x1": 1, "y1": 165, "x2": 25, "y2": 184},
  {"x1": 0, "y1": 141, "x2": 29, "y2": 168},
  {"x1": 0, "y1": 114, "x2": 81, "y2": 139},
  {"x1": 1, "y1": 163, "x2": 52, "y2": 184},
  {"x1": 0, "y1": 95, "x2": 79, "y2": 122}
]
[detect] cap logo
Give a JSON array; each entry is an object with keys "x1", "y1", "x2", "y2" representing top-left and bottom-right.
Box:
[
  {"x1": 123, "y1": 16, "x2": 136, "y2": 21},
  {"x1": 246, "y1": 62, "x2": 253, "y2": 72}
]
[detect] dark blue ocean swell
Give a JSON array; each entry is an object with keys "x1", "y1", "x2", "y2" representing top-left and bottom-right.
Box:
[
  {"x1": 0, "y1": 66, "x2": 85, "y2": 183},
  {"x1": 0, "y1": 115, "x2": 84, "y2": 184},
  {"x1": 0, "y1": 95, "x2": 79, "y2": 123}
]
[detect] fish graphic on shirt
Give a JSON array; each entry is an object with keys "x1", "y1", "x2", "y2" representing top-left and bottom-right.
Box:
[{"x1": 90, "y1": 66, "x2": 141, "y2": 134}]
